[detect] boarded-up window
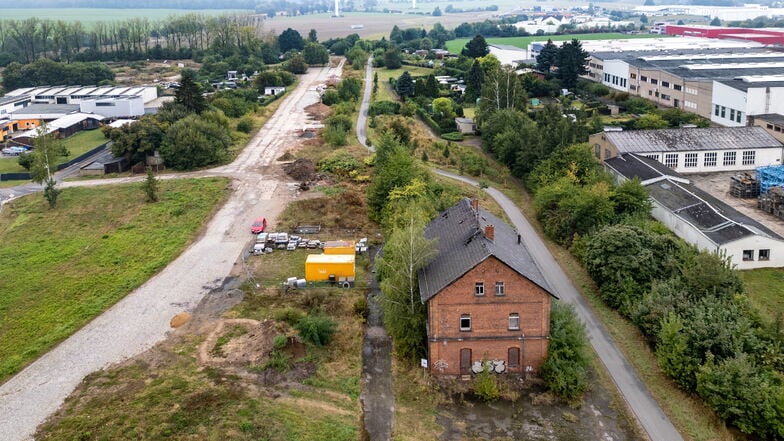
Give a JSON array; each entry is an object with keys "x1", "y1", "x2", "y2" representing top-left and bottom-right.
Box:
[
  {"x1": 460, "y1": 348, "x2": 472, "y2": 374},
  {"x1": 508, "y1": 347, "x2": 520, "y2": 368}
]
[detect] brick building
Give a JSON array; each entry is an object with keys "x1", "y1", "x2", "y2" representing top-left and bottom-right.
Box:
[{"x1": 418, "y1": 198, "x2": 556, "y2": 377}]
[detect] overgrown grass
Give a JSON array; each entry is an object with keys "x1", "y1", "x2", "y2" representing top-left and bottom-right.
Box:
[
  {"x1": 739, "y1": 268, "x2": 784, "y2": 325},
  {"x1": 445, "y1": 33, "x2": 671, "y2": 53},
  {"x1": 0, "y1": 178, "x2": 230, "y2": 383},
  {"x1": 36, "y1": 337, "x2": 357, "y2": 441},
  {"x1": 0, "y1": 129, "x2": 108, "y2": 174}
]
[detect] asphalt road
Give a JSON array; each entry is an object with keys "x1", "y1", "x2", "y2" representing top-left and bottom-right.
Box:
[
  {"x1": 357, "y1": 56, "x2": 374, "y2": 151},
  {"x1": 0, "y1": 63, "x2": 342, "y2": 441},
  {"x1": 433, "y1": 170, "x2": 683, "y2": 441}
]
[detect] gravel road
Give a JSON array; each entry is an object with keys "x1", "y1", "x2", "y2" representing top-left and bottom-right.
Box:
[
  {"x1": 0, "y1": 62, "x2": 342, "y2": 441},
  {"x1": 433, "y1": 169, "x2": 683, "y2": 441}
]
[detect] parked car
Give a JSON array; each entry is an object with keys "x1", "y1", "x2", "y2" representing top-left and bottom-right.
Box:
[
  {"x1": 307, "y1": 239, "x2": 321, "y2": 249},
  {"x1": 251, "y1": 217, "x2": 267, "y2": 234}
]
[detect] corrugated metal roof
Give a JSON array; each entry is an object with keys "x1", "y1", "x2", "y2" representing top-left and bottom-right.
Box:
[
  {"x1": 418, "y1": 198, "x2": 553, "y2": 303},
  {"x1": 605, "y1": 127, "x2": 781, "y2": 153},
  {"x1": 606, "y1": 153, "x2": 784, "y2": 245}
]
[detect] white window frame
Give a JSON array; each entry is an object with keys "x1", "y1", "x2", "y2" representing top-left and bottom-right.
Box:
[
  {"x1": 475, "y1": 282, "x2": 484, "y2": 296},
  {"x1": 742, "y1": 150, "x2": 756, "y2": 166},
  {"x1": 665, "y1": 153, "x2": 678, "y2": 168},
  {"x1": 704, "y1": 152, "x2": 717, "y2": 167},
  {"x1": 495, "y1": 281, "x2": 505, "y2": 296},
  {"x1": 508, "y1": 313, "x2": 520, "y2": 331},
  {"x1": 723, "y1": 151, "x2": 736, "y2": 166},
  {"x1": 460, "y1": 314, "x2": 472, "y2": 331},
  {"x1": 684, "y1": 153, "x2": 698, "y2": 168}
]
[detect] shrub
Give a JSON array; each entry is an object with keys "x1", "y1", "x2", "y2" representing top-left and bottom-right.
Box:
[
  {"x1": 295, "y1": 313, "x2": 338, "y2": 346},
  {"x1": 322, "y1": 125, "x2": 347, "y2": 146},
  {"x1": 317, "y1": 150, "x2": 362, "y2": 176},
  {"x1": 541, "y1": 303, "x2": 590, "y2": 401},
  {"x1": 325, "y1": 113, "x2": 353, "y2": 132},
  {"x1": 321, "y1": 89, "x2": 340, "y2": 106},
  {"x1": 473, "y1": 361, "x2": 500, "y2": 401},
  {"x1": 441, "y1": 132, "x2": 464, "y2": 142},
  {"x1": 274, "y1": 307, "x2": 305, "y2": 325},
  {"x1": 369, "y1": 100, "x2": 401, "y2": 116},
  {"x1": 236, "y1": 116, "x2": 253, "y2": 133}
]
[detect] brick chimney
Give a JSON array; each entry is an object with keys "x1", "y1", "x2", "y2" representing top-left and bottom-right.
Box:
[
  {"x1": 471, "y1": 198, "x2": 479, "y2": 212},
  {"x1": 484, "y1": 225, "x2": 494, "y2": 241}
]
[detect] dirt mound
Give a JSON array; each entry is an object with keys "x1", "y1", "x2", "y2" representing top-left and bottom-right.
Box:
[
  {"x1": 170, "y1": 313, "x2": 191, "y2": 328},
  {"x1": 304, "y1": 102, "x2": 331, "y2": 120},
  {"x1": 283, "y1": 158, "x2": 317, "y2": 181},
  {"x1": 199, "y1": 319, "x2": 283, "y2": 367}
]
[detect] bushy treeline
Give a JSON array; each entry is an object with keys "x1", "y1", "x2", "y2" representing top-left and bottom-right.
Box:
[
  {"x1": 504, "y1": 111, "x2": 784, "y2": 435},
  {"x1": 2, "y1": 59, "x2": 114, "y2": 90},
  {"x1": 541, "y1": 303, "x2": 591, "y2": 401}
]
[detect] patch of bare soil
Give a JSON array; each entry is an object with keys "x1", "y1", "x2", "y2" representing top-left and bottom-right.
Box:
[
  {"x1": 435, "y1": 374, "x2": 640, "y2": 441},
  {"x1": 198, "y1": 318, "x2": 280, "y2": 367},
  {"x1": 283, "y1": 158, "x2": 317, "y2": 181},
  {"x1": 304, "y1": 102, "x2": 332, "y2": 121}
]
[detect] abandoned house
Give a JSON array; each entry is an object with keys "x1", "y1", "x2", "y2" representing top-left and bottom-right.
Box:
[{"x1": 418, "y1": 198, "x2": 556, "y2": 377}]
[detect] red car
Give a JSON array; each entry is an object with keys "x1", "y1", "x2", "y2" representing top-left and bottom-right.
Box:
[{"x1": 251, "y1": 217, "x2": 267, "y2": 234}]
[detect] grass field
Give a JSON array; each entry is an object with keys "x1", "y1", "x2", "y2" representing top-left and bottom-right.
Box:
[
  {"x1": 740, "y1": 268, "x2": 784, "y2": 325},
  {"x1": 0, "y1": 178, "x2": 230, "y2": 383},
  {"x1": 445, "y1": 33, "x2": 669, "y2": 53},
  {"x1": 0, "y1": 129, "x2": 109, "y2": 174},
  {"x1": 1, "y1": 8, "x2": 252, "y2": 26}
]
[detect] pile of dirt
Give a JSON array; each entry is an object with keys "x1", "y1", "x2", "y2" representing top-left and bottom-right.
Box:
[
  {"x1": 283, "y1": 158, "x2": 318, "y2": 181},
  {"x1": 199, "y1": 319, "x2": 283, "y2": 367},
  {"x1": 304, "y1": 102, "x2": 331, "y2": 120}
]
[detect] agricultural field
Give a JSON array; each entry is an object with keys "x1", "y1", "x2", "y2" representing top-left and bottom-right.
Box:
[
  {"x1": 445, "y1": 32, "x2": 669, "y2": 53},
  {"x1": 1, "y1": 8, "x2": 252, "y2": 27},
  {"x1": 0, "y1": 178, "x2": 230, "y2": 383}
]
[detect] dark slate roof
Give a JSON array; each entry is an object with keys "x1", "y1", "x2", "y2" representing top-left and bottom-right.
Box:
[
  {"x1": 418, "y1": 198, "x2": 553, "y2": 303},
  {"x1": 604, "y1": 126, "x2": 782, "y2": 153},
  {"x1": 753, "y1": 113, "x2": 784, "y2": 126},
  {"x1": 606, "y1": 153, "x2": 784, "y2": 245}
]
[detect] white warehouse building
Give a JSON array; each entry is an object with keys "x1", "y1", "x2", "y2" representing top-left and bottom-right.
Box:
[
  {"x1": 79, "y1": 96, "x2": 145, "y2": 118},
  {"x1": 711, "y1": 77, "x2": 784, "y2": 127},
  {"x1": 589, "y1": 126, "x2": 784, "y2": 173},
  {"x1": 606, "y1": 153, "x2": 784, "y2": 269}
]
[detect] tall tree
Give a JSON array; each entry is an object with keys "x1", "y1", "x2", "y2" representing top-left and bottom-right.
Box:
[
  {"x1": 383, "y1": 48, "x2": 402, "y2": 69},
  {"x1": 479, "y1": 65, "x2": 527, "y2": 116},
  {"x1": 555, "y1": 39, "x2": 589, "y2": 90},
  {"x1": 303, "y1": 42, "x2": 329, "y2": 65},
  {"x1": 461, "y1": 34, "x2": 489, "y2": 58},
  {"x1": 465, "y1": 59, "x2": 484, "y2": 102},
  {"x1": 377, "y1": 203, "x2": 438, "y2": 361},
  {"x1": 396, "y1": 71, "x2": 415, "y2": 100},
  {"x1": 29, "y1": 124, "x2": 66, "y2": 209},
  {"x1": 308, "y1": 28, "x2": 318, "y2": 43},
  {"x1": 535, "y1": 39, "x2": 559, "y2": 73},
  {"x1": 278, "y1": 27, "x2": 304, "y2": 53},
  {"x1": 175, "y1": 69, "x2": 206, "y2": 114}
]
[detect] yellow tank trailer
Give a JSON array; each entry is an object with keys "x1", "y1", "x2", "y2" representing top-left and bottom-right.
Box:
[
  {"x1": 323, "y1": 240, "x2": 356, "y2": 255},
  {"x1": 305, "y1": 254, "x2": 356, "y2": 281}
]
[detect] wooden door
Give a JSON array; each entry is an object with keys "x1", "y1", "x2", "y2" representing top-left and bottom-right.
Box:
[{"x1": 460, "y1": 348, "x2": 472, "y2": 374}]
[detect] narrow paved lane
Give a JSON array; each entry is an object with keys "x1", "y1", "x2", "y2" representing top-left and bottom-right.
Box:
[
  {"x1": 357, "y1": 56, "x2": 374, "y2": 150},
  {"x1": 433, "y1": 169, "x2": 683, "y2": 441},
  {"x1": 0, "y1": 63, "x2": 340, "y2": 441}
]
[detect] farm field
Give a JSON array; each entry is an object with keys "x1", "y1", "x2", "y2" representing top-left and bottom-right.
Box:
[
  {"x1": 0, "y1": 178, "x2": 230, "y2": 384},
  {"x1": 445, "y1": 32, "x2": 669, "y2": 53},
  {"x1": 1, "y1": 8, "x2": 252, "y2": 26}
]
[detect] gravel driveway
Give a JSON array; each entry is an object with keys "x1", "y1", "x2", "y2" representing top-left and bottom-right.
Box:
[{"x1": 0, "y1": 62, "x2": 342, "y2": 441}]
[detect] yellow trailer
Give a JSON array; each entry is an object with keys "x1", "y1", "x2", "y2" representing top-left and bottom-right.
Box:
[
  {"x1": 323, "y1": 240, "x2": 356, "y2": 255},
  {"x1": 305, "y1": 254, "x2": 356, "y2": 282}
]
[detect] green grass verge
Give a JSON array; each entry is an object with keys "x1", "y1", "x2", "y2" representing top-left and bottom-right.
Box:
[
  {"x1": 0, "y1": 177, "x2": 230, "y2": 383},
  {"x1": 739, "y1": 268, "x2": 784, "y2": 325},
  {"x1": 0, "y1": 129, "x2": 109, "y2": 174},
  {"x1": 445, "y1": 33, "x2": 670, "y2": 53}
]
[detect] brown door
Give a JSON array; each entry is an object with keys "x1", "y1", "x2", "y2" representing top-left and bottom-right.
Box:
[
  {"x1": 460, "y1": 348, "x2": 472, "y2": 374},
  {"x1": 508, "y1": 347, "x2": 520, "y2": 369}
]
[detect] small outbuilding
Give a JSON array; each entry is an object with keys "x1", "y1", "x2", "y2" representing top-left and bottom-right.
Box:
[
  {"x1": 264, "y1": 86, "x2": 286, "y2": 96},
  {"x1": 455, "y1": 117, "x2": 476, "y2": 135}
]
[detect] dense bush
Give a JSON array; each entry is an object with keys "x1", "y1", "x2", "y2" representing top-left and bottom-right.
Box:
[
  {"x1": 541, "y1": 303, "x2": 590, "y2": 401},
  {"x1": 160, "y1": 112, "x2": 231, "y2": 170},
  {"x1": 295, "y1": 313, "x2": 337, "y2": 346},
  {"x1": 236, "y1": 116, "x2": 253, "y2": 134},
  {"x1": 369, "y1": 100, "x2": 401, "y2": 116},
  {"x1": 317, "y1": 150, "x2": 362, "y2": 176},
  {"x1": 321, "y1": 89, "x2": 340, "y2": 106},
  {"x1": 441, "y1": 132, "x2": 464, "y2": 142}
]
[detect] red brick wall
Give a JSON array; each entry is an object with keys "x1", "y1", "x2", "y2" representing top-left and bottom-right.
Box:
[{"x1": 426, "y1": 256, "x2": 551, "y2": 376}]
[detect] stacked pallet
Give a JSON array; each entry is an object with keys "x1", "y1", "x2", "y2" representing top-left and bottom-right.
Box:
[
  {"x1": 729, "y1": 173, "x2": 760, "y2": 198},
  {"x1": 758, "y1": 186, "x2": 784, "y2": 218}
]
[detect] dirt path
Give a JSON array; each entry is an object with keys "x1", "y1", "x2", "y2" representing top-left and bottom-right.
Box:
[
  {"x1": 360, "y1": 248, "x2": 394, "y2": 441},
  {"x1": 0, "y1": 62, "x2": 343, "y2": 441}
]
